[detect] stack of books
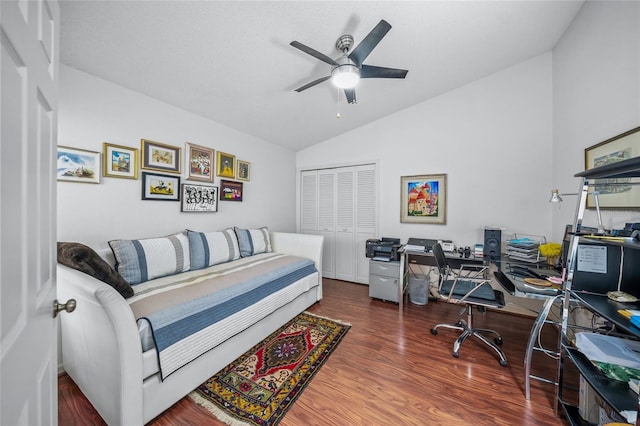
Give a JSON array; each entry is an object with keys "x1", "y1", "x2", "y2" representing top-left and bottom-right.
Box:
[
  {"x1": 505, "y1": 237, "x2": 542, "y2": 263},
  {"x1": 617, "y1": 309, "x2": 640, "y2": 327}
]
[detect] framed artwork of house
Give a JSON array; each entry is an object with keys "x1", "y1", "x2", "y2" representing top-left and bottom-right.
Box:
[{"x1": 400, "y1": 174, "x2": 447, "y2": 224}]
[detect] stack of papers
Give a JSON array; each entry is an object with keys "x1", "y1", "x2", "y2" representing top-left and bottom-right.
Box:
[
  {"x1": 506, "y1": 238, "x2": 542, "y2": 263},
  {"x1": 404, "y1": 244, "x2": 426, "y2": 252},
  {"x1": 575, "y1": 332, "x2": 640, "y2": 369}
]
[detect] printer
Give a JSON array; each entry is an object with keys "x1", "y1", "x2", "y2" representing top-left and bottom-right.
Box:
[{"x1": 366, "y1": 237, "x2": 402, "y2": 261}]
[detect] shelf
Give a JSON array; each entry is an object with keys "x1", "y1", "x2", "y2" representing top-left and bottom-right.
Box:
[
  {"x1": 565, "y1": 347, "x2": 638, "y2": 413},
  {"x1": 574, "y1": 156, "x2": 640, "y2": 180},
  {"x1": 560, "y1": 402, "x2": 592, "y2": 426},
  {"x1": 579, "y1": 235, "x2": 640, "y2": 251},
  {"x1": 572, "y1": 291, "x2": 640, "y2": 337}
]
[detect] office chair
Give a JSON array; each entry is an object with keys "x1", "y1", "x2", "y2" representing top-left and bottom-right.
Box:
[{"x1": 430, "y1": 243, "x2": 508, "y2": 366}]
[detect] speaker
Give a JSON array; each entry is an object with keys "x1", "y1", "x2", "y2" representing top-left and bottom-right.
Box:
[{"x1": 483, "y1": 229, "x2": 501, "y2": 257}]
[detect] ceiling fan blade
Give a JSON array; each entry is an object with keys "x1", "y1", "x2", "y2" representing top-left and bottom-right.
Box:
[
  {"x1": 290, "y1": 41, "x2": 338, "y2": 66},
  {"x1": 361, "y1": 65, "x2": 408, "y2": 79},
  {"x1": 344, "y1": 88, "x2": 356, "y2": 104},
  {"x1": 294, "y1": 75, "x2": 331, "y2": 92},
  {"x1": 348, "y1": 20, "x2": 392, "y2": 67}
]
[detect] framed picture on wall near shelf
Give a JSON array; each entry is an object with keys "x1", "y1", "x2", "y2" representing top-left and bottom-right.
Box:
[
  {"x1": 400, "y1": 174, "x2": 447, "y2": 224},
  {"x1": 185, "y1": 142, "x2": 214, "y2": 182},
  {"x1": 219, "y1": 179, "x2": 243, "y2": 202},
  {"x1": 216, "y1": 151, "x2": 236, "y2": 178},
  {"x1": 57, "y1": 146, "x2": 101, "y2": 184},
  {"x1": 103, "y1": 143, "x2": 138, "y2": 179},
  {"x1": 237, "y1": 160, "x2": 250, "y2": 181},
  {"x1": 141, "y1": 172, "x2": 180, "y2": 201},
  {"x1": 584, "y1": 126, "x2": 640, "y2": 209},
  {"x1": 180, "y1": 183, "x2": 218, "y2": 212},
  {"x1": 141, "y1": 139, "x2": 181, "y2": 174}
]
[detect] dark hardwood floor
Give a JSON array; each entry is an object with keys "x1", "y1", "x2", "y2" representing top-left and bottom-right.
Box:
[{"x1": 58, "y1": 278, "x2": 570, "y2": 425}]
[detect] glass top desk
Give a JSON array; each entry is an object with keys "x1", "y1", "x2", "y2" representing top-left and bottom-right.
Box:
[{"x1": 398, "y1": 248, "x2": 560, "y2": 310}]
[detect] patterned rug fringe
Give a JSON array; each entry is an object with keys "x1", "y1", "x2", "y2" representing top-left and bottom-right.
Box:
[
  {"x1": 189, "y1": 391, "x2": 251, "y2": 426},
  {"x1": 303, "y1": 310, "x2": 351, "y2": 327}
]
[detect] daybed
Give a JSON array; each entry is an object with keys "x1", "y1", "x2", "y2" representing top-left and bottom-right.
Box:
[{"x1": 57, "y1": 229, "x2": 323, "y2": 425}]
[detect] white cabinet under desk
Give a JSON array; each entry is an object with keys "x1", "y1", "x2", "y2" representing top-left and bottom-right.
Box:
[{"x1": 369, "y1": 259, "x2": 400, "y2": 303}]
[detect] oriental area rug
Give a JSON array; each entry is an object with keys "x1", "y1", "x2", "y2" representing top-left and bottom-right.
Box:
[{"x1": 189, "y1": 311, "x2": 351, "y2": 426}]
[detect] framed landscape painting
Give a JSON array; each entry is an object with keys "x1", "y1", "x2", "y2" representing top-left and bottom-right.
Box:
[
  {"x1": 57, "y1": 146, "x2": 100, "y2": 184},
  {"x1": 186, "y1": 142, "x2": 214, "y2": 182},
  {"x1": 103, "y1": 142, "x2": 138, "y2": 179},
  {"x1": 400, "y1": 174, "x2": 446, "y2": 224},
  {"x1": 141, "y1": 139, "x2": 181, "y2": 174},
  {"x1": 141, "y1": 172, "x2": 180, "y2": 201},
  {"x1": 584, "y1": 126, "x2": 640, "y2": 209}
]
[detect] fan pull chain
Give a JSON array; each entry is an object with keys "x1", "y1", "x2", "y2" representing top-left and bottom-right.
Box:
[{"x1": 336, "y1": 88, "x2": 341, "y2": 119}]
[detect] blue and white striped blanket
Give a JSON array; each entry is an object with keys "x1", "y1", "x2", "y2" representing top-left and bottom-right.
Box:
[{"x1": 128, "y1": 253, "x2": 318, "y2": 380}]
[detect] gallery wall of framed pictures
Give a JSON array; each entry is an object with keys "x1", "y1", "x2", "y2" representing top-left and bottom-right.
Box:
[{"x1": 57, "y1": 138, "x2": 251, "y2": 210}]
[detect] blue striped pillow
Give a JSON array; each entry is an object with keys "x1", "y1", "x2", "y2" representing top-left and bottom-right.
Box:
[
  {"x1": 234, "y1": 227, "x2": 272, "y2": 257},
  {"x1": 187, "y1": 228, "x2": 240, "y2": 270},
  {"x1": 108, "y1": 232, "x2": 190, "y2": 285}
]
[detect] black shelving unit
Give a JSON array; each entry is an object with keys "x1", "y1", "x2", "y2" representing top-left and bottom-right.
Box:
[{"x1": 557, "y1": 156, "x2": 640, "y2": 425}]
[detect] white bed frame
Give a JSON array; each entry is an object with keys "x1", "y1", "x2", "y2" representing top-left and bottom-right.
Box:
[{"x1": 57, "y1": 232, "x2": 323, "y2": 425}]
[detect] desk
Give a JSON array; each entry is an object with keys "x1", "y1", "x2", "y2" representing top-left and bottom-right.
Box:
[
  {"x1": 398, "y1": 249, "x2": 485, "y2": 310},
  {"x1": 398, "y1": 249, "x2": 559, "y2": 309}
]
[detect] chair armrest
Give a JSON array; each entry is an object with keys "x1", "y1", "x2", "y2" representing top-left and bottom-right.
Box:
[{"x1": 456, "y1": 264, "x2": 489, "y2": 279}]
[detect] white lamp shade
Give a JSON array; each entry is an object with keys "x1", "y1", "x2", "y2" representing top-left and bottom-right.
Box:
[{"x1": 331, "y1": 64, "x2": 360, "y2": 89}]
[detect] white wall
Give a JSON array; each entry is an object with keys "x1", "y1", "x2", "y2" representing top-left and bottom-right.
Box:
[
  {"x1": 297, "y1": 54, "x2": 553, "y2": 248},
  {"x1": 58, "y1": 65, "x2": 297, "y2": 249},
  {"x1": 552, "y1": 1, "x2": 640, "y2": 241}
]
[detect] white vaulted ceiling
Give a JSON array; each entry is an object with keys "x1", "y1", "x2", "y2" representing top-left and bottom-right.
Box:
[{"x1": 59, "y1": 1, "x2": 584, "y2": 151}]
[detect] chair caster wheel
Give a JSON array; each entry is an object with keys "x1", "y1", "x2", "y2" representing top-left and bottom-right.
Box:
[
  {"x1": 494, "y1": 337, "x2": 503, "y2": 346},
  {"x1": 431, "y1": 328, "x2": 438, "y2": 335},
  {"x1": 452, "y1": 352, "x2": 459, "y2": 358},
  {"x1": 499, "y1": 360, "x2": 507, "y2": 367}
]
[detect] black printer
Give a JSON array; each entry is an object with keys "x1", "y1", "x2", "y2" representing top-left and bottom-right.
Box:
[{"x1": 366, "y1": 237, "x2": 402, "y2": 261}]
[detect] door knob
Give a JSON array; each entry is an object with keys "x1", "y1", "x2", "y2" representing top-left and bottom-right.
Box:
[{"x1": 53, "y1": 299, "x2": 76, "y2": 318}]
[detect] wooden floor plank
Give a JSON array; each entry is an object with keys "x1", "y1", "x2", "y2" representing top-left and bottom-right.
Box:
[{"x1": 58, "y1": 278, "x2": 567, "y2": 425}]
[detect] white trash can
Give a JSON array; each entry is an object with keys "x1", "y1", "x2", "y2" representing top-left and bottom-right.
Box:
[{"x1": 409, "y1": 273, "x2": 428, "y2": 305}]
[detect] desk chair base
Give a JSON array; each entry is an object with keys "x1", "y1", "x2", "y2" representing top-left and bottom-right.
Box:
[{"x1": 431, "y1": 305, "x2": 508, "y2": 367}]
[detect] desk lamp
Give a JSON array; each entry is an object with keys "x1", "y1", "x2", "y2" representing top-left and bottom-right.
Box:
[{"x1": 549, "y1": 189, "x2": 605, "y2": 234}]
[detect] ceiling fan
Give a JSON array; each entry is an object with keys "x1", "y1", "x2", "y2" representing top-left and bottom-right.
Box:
[{"x1": 290, "y1": 19, "x2": 408, "y2": 104}]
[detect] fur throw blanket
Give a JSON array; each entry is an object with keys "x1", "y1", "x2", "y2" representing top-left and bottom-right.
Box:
[{"x1": 57, "y1": 242, "x2": 134, "y2": 298}]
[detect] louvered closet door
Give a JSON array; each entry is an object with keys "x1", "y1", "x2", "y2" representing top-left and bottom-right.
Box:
[
  {"x1": 301, "y1": 171, "x2": 318, "y2": 234},
  {"x1": 355, "y1": 165, "x2": 376, "y2": 283},
  {"x1": 335, "y1": 168, "x2": 355, "y2": 281},
  {"x1": 318, "y1": 169, "x2": 336, "y2": 279}
]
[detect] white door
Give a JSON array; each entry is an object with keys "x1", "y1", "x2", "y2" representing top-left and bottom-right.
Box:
[
  {"x1": 335, "y1": 168, "x2": 355, "y2": 281},
  {"x1": 1, "y1": 1, "x2": 60, "y2": 425},
  {"x1": 355, "y1": 165, "x2": 376, "y2": 283},
  {"x1": 317, "y1": 169, "x2": 335, "y2": 279}
]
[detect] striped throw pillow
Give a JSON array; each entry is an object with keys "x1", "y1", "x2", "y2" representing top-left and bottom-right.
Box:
[
  {"x1": 187, "y1": 228, "x2": 240, "y2": 270},
  {"x1": 108, "y1": 232, "x2": 190, "y2": 285},
  {"x1": 234, "y1": 227, "x2": 272, "y2": 257}
]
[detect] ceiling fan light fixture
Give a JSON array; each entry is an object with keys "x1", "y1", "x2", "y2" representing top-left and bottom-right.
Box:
[{"x1": 331, "y1": 63, "x2": 360, "y2": 89}]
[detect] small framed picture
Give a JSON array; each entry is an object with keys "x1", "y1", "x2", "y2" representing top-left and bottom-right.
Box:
[
  {"x1": 103, "y1": 143, "x2": 138, "y2": 179},
  {"x1": 141, "y1": 139, "x2": 181, "y2": 174},
  {"x1": 181, "y1": 183, "x2": 218, "y2": 212},
  {"x1": 185, "y1": 142, "x2": 214, "y2": 182},
  {"x1": 220, "y1": 179, "x2": 243, "y2": 202},
  {"x1": 141, "y1": 172, "x2": 180, "y2": 201},
  {"x1": 400, "y1": 174, "x2": 447, "y2": 224},
  {"x1": 237, "y1": 159, "x2": 251, "y2": 181},
  {"x1": 57, "y1": 146, "x2": 101, "y2": 184},
  {"x1": 584, "y1": 126, "x2": 640, "y2": 209},
  {"x1": 216, "y1": 151, "x2": 236, "y2": 178}
]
